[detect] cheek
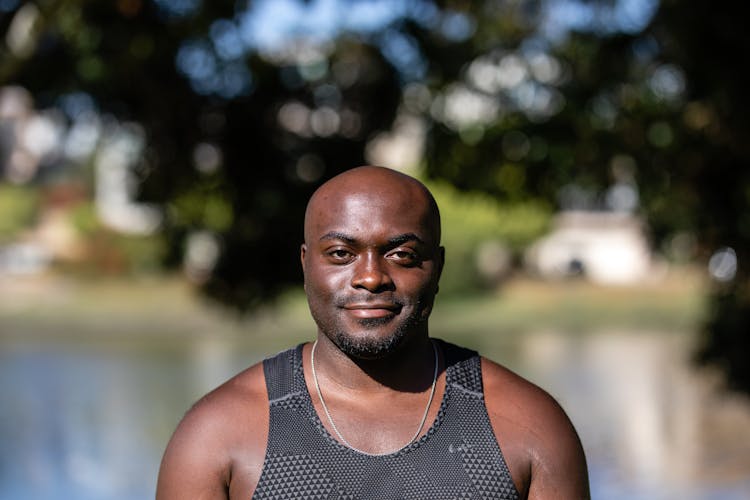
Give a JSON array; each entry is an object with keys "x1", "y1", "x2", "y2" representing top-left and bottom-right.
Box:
[
  {"x1": 305, "y1": 284, "x2": 330, "y2": 323},
  {"x1": 407, "y1": 267, "x2": 440, "y2": 294},
  {"x1": 305, "y1": 267, "x2": 345, "y2": 305}
]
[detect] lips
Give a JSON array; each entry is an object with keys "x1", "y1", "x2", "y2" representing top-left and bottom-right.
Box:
[{"x1": 343, "y1": 302, "x2": 401, "y2": 319}]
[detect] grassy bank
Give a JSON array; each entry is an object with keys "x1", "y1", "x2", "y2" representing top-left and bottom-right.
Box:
[{"x1": 433, "y1": 270, "x2": 705, "y2": 337}]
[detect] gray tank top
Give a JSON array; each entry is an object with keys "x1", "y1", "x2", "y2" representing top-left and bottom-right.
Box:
[{"x1": 254, "y1": 339, "x2": 520, "y2": 499}]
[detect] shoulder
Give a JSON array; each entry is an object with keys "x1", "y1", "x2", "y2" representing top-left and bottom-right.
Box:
[
  {"x1": 156, "y1": 360, "x2": 270, "y2": 499},
  {"x1": 480, "y1": 357, "x2": 566, "y2": 428},
  {"x1": 480, "y1": 357, "x2": 590, "y2": 499}
]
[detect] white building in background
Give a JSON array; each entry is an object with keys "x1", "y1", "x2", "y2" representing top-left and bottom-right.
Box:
[
  {"x1": 525, "y1": 210, "x2": 658, "y2": 285},
  {"x1": 93, "y1": 122, "x2": 162, "y2": 235}
]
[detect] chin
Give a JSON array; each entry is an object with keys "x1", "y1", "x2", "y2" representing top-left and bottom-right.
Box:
[{"x1": 330, "y1": 326, "x2": 409, "y2": 360}]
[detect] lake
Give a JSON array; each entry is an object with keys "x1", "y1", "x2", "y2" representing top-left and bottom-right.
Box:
[{"x1": 1, "y1": 277, "x2": 749, "y2": 499}]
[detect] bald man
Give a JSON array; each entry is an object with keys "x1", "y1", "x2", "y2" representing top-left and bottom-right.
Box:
[{"x1": 157, "y1": 166, "x2": 590, "y2": 499}]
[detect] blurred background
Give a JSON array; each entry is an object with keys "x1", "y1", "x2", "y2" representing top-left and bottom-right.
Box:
[{"x1": 1, "y1": 0, "x2": 750, "y2": 498}]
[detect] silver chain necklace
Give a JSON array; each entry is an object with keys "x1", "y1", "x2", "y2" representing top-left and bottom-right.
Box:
[{"x1": 310, "y1": 339, "x2": 439, "y2": 456}]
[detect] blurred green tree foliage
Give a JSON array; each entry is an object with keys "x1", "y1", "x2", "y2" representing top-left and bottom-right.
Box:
[
  {"x1": 1, "y1": 0, "x2": 749, "y2": 391},
  {"x1": 428, "y1": 180, "x2": 550, "y2": 294},
  {"x1": 1, "y1": 0, "x2": 401, "y2": 308},
  {"x1": 0, "y1": 184, "x2": 38, "y2": 241},
  {"x1": 68, "y1": 201, "x2": 166, "y2": 274},
  {"x1": 411, "y1": 0, "x2": 750, "y2": 391}
]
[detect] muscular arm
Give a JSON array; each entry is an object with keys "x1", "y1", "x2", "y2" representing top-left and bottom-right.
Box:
[
  {"x1": 156, "y1": 364, "x2": 269, "y2": 500},
  {"x1": 156, "y1": 400, "x2": 231, "y2": 499},
  {"x1": 482, "y1": 358, "x2": 590, "y2": 499},
  {"x1": 523, "y1": 393, "x2": 589, "y2": 499}
]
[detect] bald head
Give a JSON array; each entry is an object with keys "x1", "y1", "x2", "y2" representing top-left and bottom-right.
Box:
[{"x1": 304, "y1": 166, "x2": 441, "y2": 247}]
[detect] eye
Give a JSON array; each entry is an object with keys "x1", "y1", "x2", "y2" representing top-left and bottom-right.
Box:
[
  {"x1": 326, "y1": 248, "x2": 354, "y2": 263},
  {"x1": 387, "y1": 249, "x2": 419, "y2": 266}
]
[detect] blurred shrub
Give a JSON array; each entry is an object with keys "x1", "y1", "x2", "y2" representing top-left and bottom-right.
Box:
[
  {"x1": 68, "y1": 202, "x2": 166, "y2": 275},
  {"x1": 0, "y1": 184, "x2": 39, "y2": 243},
  {"x1": 69, "y1": 200, "x2": 99, "y2": 235},
  {"x1": 426, "y1": 180, "x2": 551, "y2": 294},
  {"x1": 168, "y1": 183, "x2": 233, "y2": 232}
]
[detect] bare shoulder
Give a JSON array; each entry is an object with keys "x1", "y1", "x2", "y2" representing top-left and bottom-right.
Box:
[
  {"x1": 156, "y1": 361, "x2": 269, "y2": 500},
  {"x1": 480, "y1": 357, "x2": 571, "y2": 433},
  {"x1": 481, "y1": 357, "x2": 590, "y2": 499}
]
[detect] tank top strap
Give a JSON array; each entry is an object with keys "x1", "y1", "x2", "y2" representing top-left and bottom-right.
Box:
[
  {"x1": 438, "y1": 339, "x2": 484, "y2": 396},
  {"x1": 262, "y1": 343, "x2": 305, "y2": 402}
]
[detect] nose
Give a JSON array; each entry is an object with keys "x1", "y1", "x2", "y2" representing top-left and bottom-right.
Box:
[{"x1": 351, "y1": 252, "x2": 394, "y2": 292}]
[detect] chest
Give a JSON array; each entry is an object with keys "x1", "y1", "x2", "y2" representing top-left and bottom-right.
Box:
[{"x1": 252, "y1": 385, "x2": 519, "y2": 499}]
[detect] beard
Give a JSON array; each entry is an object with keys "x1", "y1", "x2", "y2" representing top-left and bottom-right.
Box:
[
  {"x1": 312, "y1": 292, "x2": 431, "y2": 360},
  {"x1": 330, "y1": 314, "x2": 417, "y2": 359}
]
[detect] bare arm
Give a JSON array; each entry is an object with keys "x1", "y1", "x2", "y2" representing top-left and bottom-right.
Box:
[
  {"x1": 156, "y1": 401, "x2": 231, "y2": 499},
  {"x1": 156, "y1": 364, "x2": 269, "y2": 500},
  {"x1": 525, "y1": 393, "x2": 589, "y2": 499},
  {"x1": 482, "y1": 358, "x2": 590, "y2": 499}
]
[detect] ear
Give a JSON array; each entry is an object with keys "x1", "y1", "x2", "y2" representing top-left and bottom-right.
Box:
[
  {"x1": 435, "y1": 246, "x2": 445, "y2": 293},
  {"x1": 300, "y1": 243, "x2": 307, "y2": 272},
  {"x1": 437, "y1": 246, "x2": 445, "y2": 277}
]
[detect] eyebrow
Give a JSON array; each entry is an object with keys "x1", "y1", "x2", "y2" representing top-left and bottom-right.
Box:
[
  {"x1": 388, "y1": 233, "x2": 425, "y2": 246},
  {"x1": 319, "y1": 231, "x2": 425, "y2": 246},
  {"x1": 319, "y1": 231, "x2": 357, "y2": 244}
]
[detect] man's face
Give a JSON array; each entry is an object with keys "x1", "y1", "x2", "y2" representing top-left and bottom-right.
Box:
[{"x1": 302, "y1": 176, "x2": 443, "y2": 359}]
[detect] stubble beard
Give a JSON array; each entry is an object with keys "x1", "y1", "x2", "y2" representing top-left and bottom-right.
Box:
[
  {"x1": 330, "y1": 315, "x2": 415, "y2": 359},
  {"x1": 317, "y1": 299, "x2": 431, "y2": 360}
]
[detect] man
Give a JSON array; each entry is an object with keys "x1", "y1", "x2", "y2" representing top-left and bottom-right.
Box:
[{"x1": 157, "y1": 166, "x2": 590, "y2": 499}]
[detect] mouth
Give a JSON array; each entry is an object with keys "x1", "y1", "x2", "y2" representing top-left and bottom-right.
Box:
[{"x1": 342, "y1": 303, "x2": 401, "y2": 319}]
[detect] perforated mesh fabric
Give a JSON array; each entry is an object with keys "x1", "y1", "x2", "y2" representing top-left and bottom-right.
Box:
[{"x1": 254, "y1": 340, "x2": 520, "y2": 499}]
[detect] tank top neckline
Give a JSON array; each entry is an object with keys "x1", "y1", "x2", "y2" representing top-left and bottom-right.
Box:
[{"x1": 292, "y1": 338, "x2": 461, "y2": 458}]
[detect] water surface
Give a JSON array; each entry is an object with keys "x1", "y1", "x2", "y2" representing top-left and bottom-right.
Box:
[{"x1": 2, "y1": 325, "x2": 749, "y2": 499}]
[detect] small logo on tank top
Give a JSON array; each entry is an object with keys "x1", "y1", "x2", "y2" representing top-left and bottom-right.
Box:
[{"x1": 448, "y1": 443, "x2": 474, "y2": 454}]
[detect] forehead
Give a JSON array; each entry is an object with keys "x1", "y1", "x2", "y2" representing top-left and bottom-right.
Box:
[{"x1": 305, "y1": 182, "x2": 437, "y2": 244}]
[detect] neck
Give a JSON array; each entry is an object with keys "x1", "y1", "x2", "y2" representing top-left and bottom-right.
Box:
[
  {"x1": 312, "y1": 332, "x2": 437, "y2": 394},
  {"x1": 308, "y1": 334, "x2": 441, "y2": 455}
]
